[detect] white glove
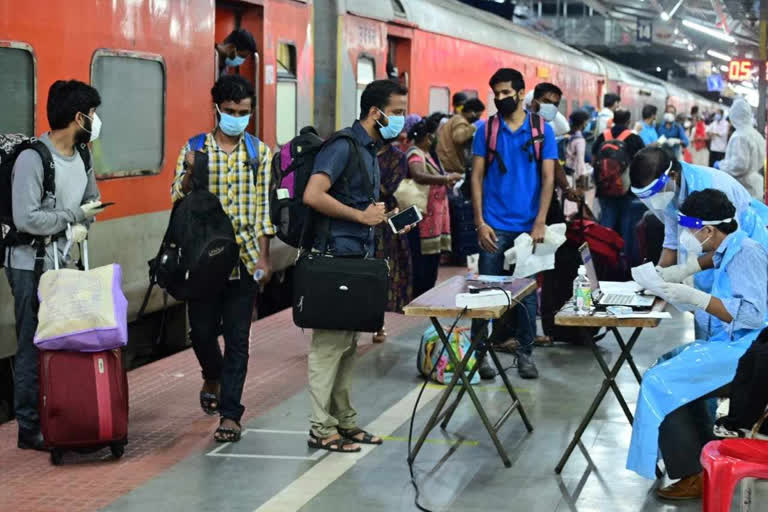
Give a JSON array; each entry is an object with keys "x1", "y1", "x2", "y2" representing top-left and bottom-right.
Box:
[
  {"x1": 660, "y1": 283, "x2": 711, "y2": 310},
  {"x1": 80, "y1": 201, "x2": 104, "y2": 219},
  {"x1": 667, "y1": 137, "x2": 681, "y2": 146},
  {"x1": 69, "y1": 224, "x2": 88, "y2": 243},
  {"x1": 656, "y1": 258, "x2": 701, "y2": 283}
]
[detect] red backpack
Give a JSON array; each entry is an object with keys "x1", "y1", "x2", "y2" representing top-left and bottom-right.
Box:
[
  {"x1": 595, "y1": 129, "x2": 632, "y2": 198},
  {"x1": 485, "y1": 112, "x2": 545, "y2": 174}
]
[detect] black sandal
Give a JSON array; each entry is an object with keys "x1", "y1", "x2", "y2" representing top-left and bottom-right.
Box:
[
  {"x1": 214, "y1": 419, "x2": 242, "y2": 443},
  {"x1": 338, "y1": 427, "x2": 383, "y2": 445},
  {"x1": 307, "y1": 431, "x2": 361, "y2": 453},
  {"x1": 200, "y1": 391, "x2": 219, "y2": 416}
]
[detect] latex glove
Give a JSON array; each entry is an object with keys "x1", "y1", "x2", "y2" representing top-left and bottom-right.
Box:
[
  {"x1": 656, "y1": 258, "x2": 701, "y2": 283},
  {"x1": 659, "y1": 282, "x2": 711, "y2": 310},
  {"x1": 713, "y1": 160, "x2": 721, "y2": 170},
  {"x1": 80, "y1": 201, "x2": 104, "y2": 219},
  {"x1": 69, "y1": 224, "x2": 88, "y2": 243},
  {"x1": 667, "y1": 137, "x2": 681, "y2": 146}
]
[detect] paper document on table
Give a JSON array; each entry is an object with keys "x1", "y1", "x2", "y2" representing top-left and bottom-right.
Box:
[{"x1": 631, "y1": 263, "x2": 695, "y2": 312}]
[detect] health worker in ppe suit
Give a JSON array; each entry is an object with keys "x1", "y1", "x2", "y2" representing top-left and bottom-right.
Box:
[
  {"x1": 626, "y1": 189, "x2": 768, "y2": 499},
  {"x1": 714, "y1": 97, "x2": 766, "y2": 200},
  {"x1": 629, "y1": 147, "x2": 768, "y2": 310}
]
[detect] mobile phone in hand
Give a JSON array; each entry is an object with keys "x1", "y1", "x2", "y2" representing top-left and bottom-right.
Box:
[{"x1": 388, "y1": 205, "x2": 423, "y2": 233}]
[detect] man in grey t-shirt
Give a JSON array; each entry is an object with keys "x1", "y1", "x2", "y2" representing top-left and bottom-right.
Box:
[{"x1": 6, "y1": 80, "x2": 104, "y2": 451}]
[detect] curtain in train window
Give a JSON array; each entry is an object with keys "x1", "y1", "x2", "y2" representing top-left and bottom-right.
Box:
[
  {"x1": 91, "y1": 53, "x2": 165, "y2": 177},
  {"x1": 276, "y1": 43, "x2": 297, "y2": 146},
  {"x1": 429, "y1": 87, "x2": 450, "y2": 114},
  {"x1": 0, "y1": 46, "x2": 35, "y2": 135},
  {"x1": 356, "y1": 57, "x2": 375, "y2": 119}
]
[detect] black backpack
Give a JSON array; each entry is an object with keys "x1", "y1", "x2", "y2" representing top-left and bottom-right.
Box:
[
  {"x1": 140, "y1": 136, "x2": 242, "y2": 307},
  {"x1": 0, "y1": 134, "x2": 90, "y2": 273},
  {"x1": 270, "y1": 127, "x2": 363, "y2": 249},
  {"x1": 594, "y1": 129, "x2": 632, "y2": 198}
]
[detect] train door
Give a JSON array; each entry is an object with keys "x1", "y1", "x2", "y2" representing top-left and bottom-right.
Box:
[
  {"x1": 387, "y1": 35, "x2": 411, "y2": 108},
  {"x1": 596, "y1": 79, "x2": 605, "y2": 113},
  {"x1": 215, "y1": 2, "x2": 264, "y2": 137}
]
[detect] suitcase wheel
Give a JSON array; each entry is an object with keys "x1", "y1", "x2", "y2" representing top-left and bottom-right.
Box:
[
  {"x1": 50, "y1": 449, "x2": 63, "y2": 466},
  {"x1": 110, "y1": 444, "x2": 125, "y2": 459}
]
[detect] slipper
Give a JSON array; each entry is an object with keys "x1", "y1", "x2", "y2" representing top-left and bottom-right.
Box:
[
  {"x1": 307, "y1": 431, "x2": 361, "y2": 452},
  {"x1": 200, "y1": 391, "x2": 219, "y2": 416},
  {"x1": 338, "y1": 427, "x2": 383, "y2": 445}
]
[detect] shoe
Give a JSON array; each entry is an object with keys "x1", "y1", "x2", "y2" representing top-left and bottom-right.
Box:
[
  {"x1": 18, "y1": 430, "x2": 48, "y2": 452},
  {"x1": 516, "y1": 352, "x2": 539, "y2": 379},
  {"x1": 478, "y1": 355, "x2": 497, "y2": 380},
  {"x1": 657, "y1": 473, "x2": 703, "y2": 500}
]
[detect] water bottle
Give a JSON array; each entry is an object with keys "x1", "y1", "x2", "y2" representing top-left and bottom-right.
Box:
[{"x1": 573, "y1": 265, "x2": 592, "y2": 316}]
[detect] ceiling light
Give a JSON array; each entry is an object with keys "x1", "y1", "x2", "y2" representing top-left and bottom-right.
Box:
[
  {"x1": 656, "y1": 66, "x2": 662, "y2": 72},
  {"x1": 682, "y1": 19, "x2": 736, "y2": 43},
  {"x1": 661, "y1": 11, "x2": 670, "y2": 21},
  {"x1": 707, "y1": 49, "x2": 731, "y2": 62},
  {"x1": 687, "y1": 44, "x2": 695, "y2": 51},
  {"x1": 720, "y1": 64, "x2": 729, "y2": 72},
  {"x1": 674, "y1": 28, "x2": 679, "y2": 35}
]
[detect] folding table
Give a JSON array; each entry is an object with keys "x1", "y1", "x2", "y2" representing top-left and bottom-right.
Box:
[
  {"x1": 403, "y1": 275, "x2": 536, "y2": 468},
  {"x1": 553, "y1": 299, "x2": 667, "y2": 475}
]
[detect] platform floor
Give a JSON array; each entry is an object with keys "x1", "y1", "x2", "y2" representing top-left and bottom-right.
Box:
[{"x1": 1, "y1": 267, "x2": 765, "y2": 512}]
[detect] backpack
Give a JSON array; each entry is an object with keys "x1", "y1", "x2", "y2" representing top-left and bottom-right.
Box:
[
  {"x1": 484, "y1": 112, "x2": 545, "y2": 174},
  {"x1": 140, "y1": 133, "x2": 256, "y2": 307},
  {"x1": 594, "y1": 129, "x2": 632, "y2": 198},
  {"x1": 0, "y1": 134, "x2": 90, "y2": 273},
  {"x1": 417, "y1": 324, "x2": 479, "y2": 385},
  {"x1": 270, "y1": 127, "x2": 364, "y2": 249}
]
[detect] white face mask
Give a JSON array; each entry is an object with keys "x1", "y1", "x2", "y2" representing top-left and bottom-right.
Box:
[
  {"x1": 680, "y1": 230, "x2": 703, "y2": 255},
  {"x1": 664, "y1": 113, "x2": 675, "y2": 123},
  {"x1": 80, "y1": 112, "x2": 102, "y2": 142},
  {"x1": 538, "y1": 103, "x2": 558, "y2": 122}
]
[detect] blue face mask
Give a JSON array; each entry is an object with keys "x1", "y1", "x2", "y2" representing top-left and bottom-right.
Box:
[
  {"x1": 216, "y1": 105, "x2": 250, "y2": 136},
  {"x1": 225, "y1": 55, "x2": 246, "y2": 68},
  {"x1": 376, "y1": 109, "x2": 405, "y2": 141}
]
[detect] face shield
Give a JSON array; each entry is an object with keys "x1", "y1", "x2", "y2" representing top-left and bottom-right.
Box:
[
  {"x1": 630, "y1": 162, "x2": 678, "y2": 220},
  {"x1": 677, "y1": 213, "x2": 734, "y2": 256}
]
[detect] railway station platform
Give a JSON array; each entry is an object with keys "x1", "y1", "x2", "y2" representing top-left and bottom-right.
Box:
[{"x1": 1, "y1": 267, "x2": 765, "y2": 512}]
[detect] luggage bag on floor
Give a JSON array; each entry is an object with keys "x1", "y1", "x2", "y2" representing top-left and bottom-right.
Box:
[{"x1": 40, "y1": 348, "x2": 129, "y2": 465}]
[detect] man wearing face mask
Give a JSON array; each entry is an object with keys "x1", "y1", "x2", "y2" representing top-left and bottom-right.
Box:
[
  {"x1": 629, "y1": 147, "x2": 768, "y2": 326},
  {"x1": 302, "y1": 79, "x2": 408, "y2": 453},
  {"x1": 470, "y1": 68, "x2": 557, "y2": 380},
  {"x1": 6, "y1": 80, "x2": 103, "y2": 451},
  {"x1": 656, "y1": 105, "x2": 689, "y2": 158},
  {"x1": 216, "y1": 28, "x2": 257, "y2": 76},
  {"x1": 626, "y1": 189, "x2": 768, "y2": 499},
  {"x1": 596, "y1": 93, "x2": 621, "y2": 134},
  {"x1": 706, "y1": 108, "x2": 729, "y2": 167},
  {"x1": 172, "y1": 74, "x2": 274, "y2": 443},
  {"x1": 436, "y1": 98, "x2": 485, "y2": 176}
]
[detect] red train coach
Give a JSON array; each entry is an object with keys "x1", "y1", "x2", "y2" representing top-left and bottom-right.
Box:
[{"x1": 0, "y1": 0, "x2": 313, "y2": 360}]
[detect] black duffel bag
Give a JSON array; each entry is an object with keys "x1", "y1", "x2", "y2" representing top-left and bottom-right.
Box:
[{"x1": 293, "y1": 252, "x2": 388, "y2": 332}]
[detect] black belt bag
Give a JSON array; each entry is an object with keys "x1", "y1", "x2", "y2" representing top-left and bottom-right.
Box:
[{"x1": 293, "y1": 252, "x2": 389, "y2": 332}]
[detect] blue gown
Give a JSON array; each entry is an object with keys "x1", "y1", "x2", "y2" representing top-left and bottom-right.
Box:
[{"x1": 626, "y1": 230, "x2": 768, "y2": 479}]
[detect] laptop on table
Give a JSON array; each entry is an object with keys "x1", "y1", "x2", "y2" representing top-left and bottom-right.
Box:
[{"x1": 579, "y1": 243, "x2": 655, "y2": 308}]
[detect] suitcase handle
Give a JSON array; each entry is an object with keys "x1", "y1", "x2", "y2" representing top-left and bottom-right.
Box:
[{"x1": 52, "y1": 237, "x2": 89, "y2": 271}]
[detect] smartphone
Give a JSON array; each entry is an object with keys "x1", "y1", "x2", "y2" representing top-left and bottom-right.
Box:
[
  {"x1": 99, "y1": 202, "x2": 116, "y2": 208},
  {"x1": 388, "y1": 205, "x2": 423, "y2": 233}
]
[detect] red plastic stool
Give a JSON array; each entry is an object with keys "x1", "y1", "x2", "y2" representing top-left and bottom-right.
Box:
[{"x1": 700, "y1": 439, "x2": 768, "y2": 512}]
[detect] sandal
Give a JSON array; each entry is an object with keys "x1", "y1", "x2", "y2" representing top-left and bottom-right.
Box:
[
  {"x1": 214, "y1": 419, "x2": 242, "y2": 443},
  {"x1": 372, "y1": 329, "x2": 387, "y2": 344},
  {"x1": 200, "y1": 391, "x2": 219, "y2": 416},
  {"x1": 338, "y1": 427, "x2": 383, "y2": 445},
  {"x1": 307, "y1": 431, "x2": 361, "y2": 453}
]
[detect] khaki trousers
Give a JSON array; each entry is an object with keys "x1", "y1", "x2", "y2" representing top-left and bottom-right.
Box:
[{"x1": 308, "y1": 329, "x2": 360, "y2": 437}]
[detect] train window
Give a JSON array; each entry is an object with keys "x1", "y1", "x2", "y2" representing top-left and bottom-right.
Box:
[
  {"x1": 429, "y1": 87, "x2": 450, "y2": 114},
  {"x1": 276, "y1": 43, "x2": 297, "y2": 146},
  {"x1": 356, "y1": 57, "x2": 375, "y2": 119},
  {"x1": 91, "y1": 51, "x2": 165, "y2": 177},
  {"x1": 0, "y1": 44, "x2": 35, "y2": 135}
]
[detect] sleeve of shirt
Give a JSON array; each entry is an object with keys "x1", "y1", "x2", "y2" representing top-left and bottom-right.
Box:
[
  {"x1": 171, "y1": 143, "x2": 191, "y2": 202},
  {"x1": 718, "y1": 135, "x2": 751, "y2": 177},
  {"x1": 255, "y1": 142, "x2": 276, "y2": 238},
  {"x1": 312, "y1": 139, "x2": 350, "y2": 186},
  {"x1": 472, "y1": 120, "x2": 487, "y2": 158},
  {"x1": 541, "y1": 123, "x2": 557, "y2": 160},
  {"x1": 662, "y1": 209, "x2": 679, "y2": 250},
  {"x1": 451, "y1": 119, "x2": 475, "y2": 145},
  {"x1": 718, "y1": 244, "x2": 768, "y2": 334}
]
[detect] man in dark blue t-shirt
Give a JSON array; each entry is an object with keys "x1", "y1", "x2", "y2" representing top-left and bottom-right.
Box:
[
  {"x1": 302, "y1": 79, "x2": 408, "y2": 453},
  {"x1": 470, "y1": 68, "x2": 557, "y2": 380}
]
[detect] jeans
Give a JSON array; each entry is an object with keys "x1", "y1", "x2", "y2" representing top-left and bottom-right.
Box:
[
  {"x1": 187, "y1": 263, "x2": 258, "y2": 422},
  {"x1": 598, "y1": 196, "x2": 646, "y2": 266},
  {"x1": 5, "y1": 268, "x2": 40, "y2": 434},
  {"x1": 470, "y1": 229, "x2": 537, "y2": 355},
  {"x1": 407, "y1": 229, "x2": 440, "y2": 299}
]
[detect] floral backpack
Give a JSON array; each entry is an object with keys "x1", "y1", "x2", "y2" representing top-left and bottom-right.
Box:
[{"x1": 417, "y1": 325, "x2": 479, "y2": 385}]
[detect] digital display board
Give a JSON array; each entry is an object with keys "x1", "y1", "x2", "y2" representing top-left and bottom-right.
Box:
[{"x1": 728, "y1": 59, "x2": 753, "y2": 81}]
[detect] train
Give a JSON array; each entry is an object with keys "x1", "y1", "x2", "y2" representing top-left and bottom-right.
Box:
[{"x1": 0, "y1": 0, "x2": 721, "y2": 361}]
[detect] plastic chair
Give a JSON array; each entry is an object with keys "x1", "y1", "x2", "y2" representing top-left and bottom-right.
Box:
[{"x1": 701, "y1": 411, "x2": 768, "y2": 512}]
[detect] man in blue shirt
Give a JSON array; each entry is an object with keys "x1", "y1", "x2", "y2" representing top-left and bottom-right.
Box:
[
  {"x1": 470, "y1": 68, "x2": 557, "y2": 380},
  {"x1": 303, "y1": 79, "x2": 408, "y2": 453},
  {"x1": 638, "y1": 104, "x2": 659, "y2": 146},
  {"x1": 656, "y1": 105, "x2": 689, "y2": 158}
]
